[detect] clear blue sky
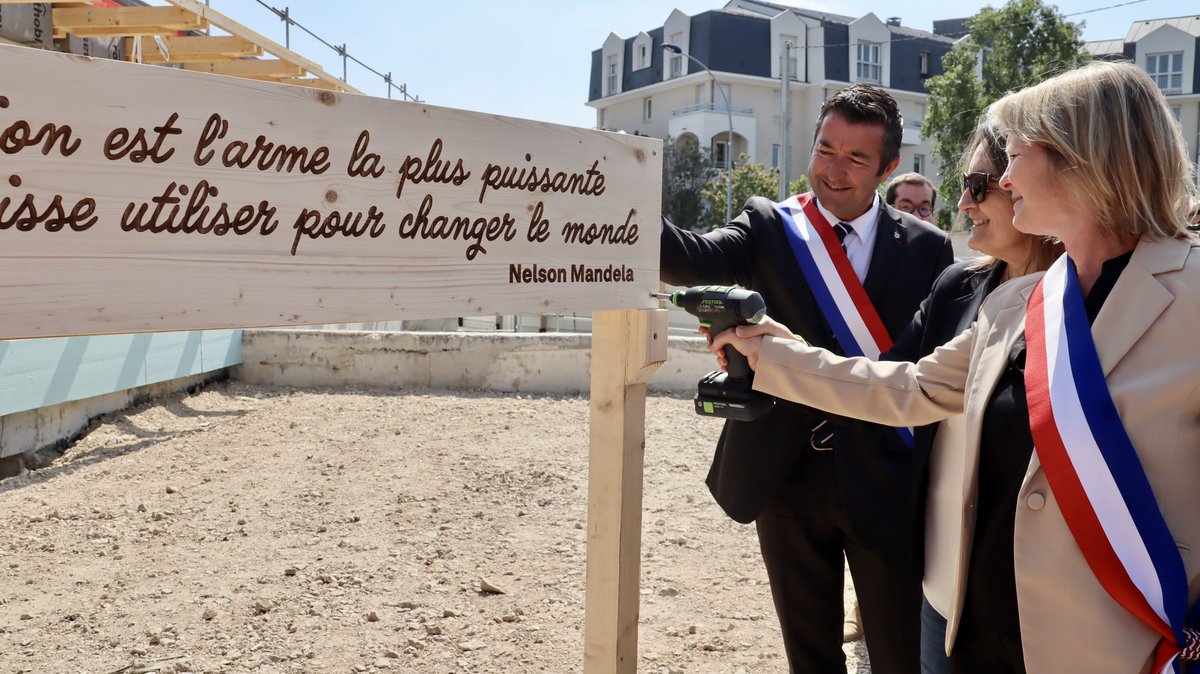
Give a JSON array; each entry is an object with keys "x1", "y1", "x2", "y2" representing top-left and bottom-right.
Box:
[{"x1": 222, "y1": 0, "x2": 1185, "y2": 128}]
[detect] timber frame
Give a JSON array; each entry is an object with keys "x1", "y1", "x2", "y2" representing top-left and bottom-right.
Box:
[{"x1": 0, "y1": 0, "x2": 357, "y2": 92}]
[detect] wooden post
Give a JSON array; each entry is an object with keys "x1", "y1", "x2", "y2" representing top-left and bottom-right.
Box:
[{"x1": 584, "y1": 308, "x2": 668, "y2": 673}]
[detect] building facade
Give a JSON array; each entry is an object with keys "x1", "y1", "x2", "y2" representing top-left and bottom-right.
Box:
[
  {"x1": 1087, "y1": 16, "x2": 1200, "y2": 185},
  {"x1": 587, "y1": 0, "x2": 955, "y2": 192}
]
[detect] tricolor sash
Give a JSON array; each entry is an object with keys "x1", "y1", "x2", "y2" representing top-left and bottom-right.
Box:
[
  {"x1": 1026, "y1": 255, "x2": 1194, "y2": 672},
  {"x1": 773, "y1": 193, "x2": 914, "y2": 448}
]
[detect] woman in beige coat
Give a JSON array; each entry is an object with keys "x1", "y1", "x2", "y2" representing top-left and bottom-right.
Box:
[{"x1": 713, "y1": 61, "x2": 1200, "y2": 674}]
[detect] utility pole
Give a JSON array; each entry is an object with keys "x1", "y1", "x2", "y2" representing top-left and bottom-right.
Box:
[{"x1": 778, "y1": 41, "x2": 793, "y2": 201}]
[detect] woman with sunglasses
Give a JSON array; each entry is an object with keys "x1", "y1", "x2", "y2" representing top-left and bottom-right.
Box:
[
  {"x1": 889, "y1": 122, "x2": 1061, "y2": 674},
  {"x1": 711, "y1": 60, "x2": 1200, "y2": 673}
]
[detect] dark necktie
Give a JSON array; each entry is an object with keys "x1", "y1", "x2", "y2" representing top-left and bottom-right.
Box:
[
  {"x1": 811, "y1": 221, "x2": 852, "y2": 449},
  {"x1": 833, "y1": 221, "x2": 851, "y2": 250}
]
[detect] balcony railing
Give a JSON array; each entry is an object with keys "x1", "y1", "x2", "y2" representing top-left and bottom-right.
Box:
[{"x1": 671, "y1": 102, "x2": 755, "y2": 117}]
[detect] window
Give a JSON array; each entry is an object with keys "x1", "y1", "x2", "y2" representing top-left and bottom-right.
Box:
[
  {"x1": 857, "y1": 42, "x2": 881, "y2": 83},
  {"x1": 643, "y1": 97, "x2": 653, "y2": 121},
  {"x1": 638, "y1": 45, "x2": 648, "y2": 69},
  {"x1": 713, "y1": 140, "x2": 728, "y2": 166},
  {"x1": 781, "y1": 35, "x2": 798, "y2": 78},
  {"x1": 606, "y1": 55, "x2": 618, "y2": 95},
  {"x1": 1171, "y1": 106, "x2": 1182, "y2": 123},
  {"x1": 919, "y1": 52, "x2": 929, "y2": 77},
  {"x1": 1147, "y1": 52, "x2": 1184, "y2": 93},
  {"x1": 668, "y1": 33, "x2": 683, "y2": 78},
  {"x1": 913, "y1": 154, "x2": 925, "y2": 175},
  {"x1": 771, "y1": 144, "x2": 781, "y2": 168},
  {"x1": 715, "y1": 84, "x2": 731, "y2": 111}
]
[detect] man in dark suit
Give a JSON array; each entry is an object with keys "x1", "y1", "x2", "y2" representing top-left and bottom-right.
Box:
[{"x1": 661, "y1": 84, "x2": 954, "y2": 674}]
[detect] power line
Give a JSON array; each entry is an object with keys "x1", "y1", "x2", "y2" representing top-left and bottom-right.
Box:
[{"x1": 250, "y1": 0, "x2": 419, "y2": 102}]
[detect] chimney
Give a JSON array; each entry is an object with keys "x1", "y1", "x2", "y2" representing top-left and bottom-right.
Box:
[{"x1": 886, "y1": 17, "x2": 901, "y2": 27}]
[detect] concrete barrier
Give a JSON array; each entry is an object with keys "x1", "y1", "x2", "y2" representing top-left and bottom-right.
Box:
[
  {"x1": 0, "y1": 371, "x2": 224, "y2": 477},
  {"x1": 3, "y1": 330, "x2": 718, "y2": 476},
  {"x1": 235, "y1": 329, "x2": 715, "y2": 395}
]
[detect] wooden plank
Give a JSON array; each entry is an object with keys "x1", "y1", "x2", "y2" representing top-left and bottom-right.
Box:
[
  {"x1": 0, "y1": 44, "x2": 662, "y2": 340},
  {"x1": 52, "y1": 6, "x2": 205, "y2": 38},
  {"x1": 65, "y1": 25, "x2": 207, "y2": 38},
  {"x1": 584, "y1": 308, "x2": 667, "y2": 673},
  {"x1": 274, "y1": 77, "x2": 348, "y2": 92},
  {"x1": 164, "y1": 0, "x2": 353, "y2": 94},
  {"x1": 0, "y1": 330, "x2": 242, "y2": 418},
  {"x1": 182, "y1": 59, "x2": 304, "y2": 78},
  {"x1": 125, "y1": 35, "x2": 263, "y2": 63}
]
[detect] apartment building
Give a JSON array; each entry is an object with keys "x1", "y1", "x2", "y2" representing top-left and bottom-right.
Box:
[
  {"x1": 587, "y1": 0, "x2": 955, "y2": 186},
  {"x1": 1087, "y1": 15, "x2": 1200, "y2": 183}
]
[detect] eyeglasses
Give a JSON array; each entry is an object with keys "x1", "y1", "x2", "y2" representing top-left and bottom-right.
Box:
[
  {"x1": 896, "y1": 202, "x2": 934, "y2": 218},
  {"x1": 963, "y1": 172, "x2": 999, "y2": 204}
]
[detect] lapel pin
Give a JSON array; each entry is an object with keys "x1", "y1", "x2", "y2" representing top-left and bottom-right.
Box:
[{"x1": 893, "y1": 231, "x2": 902, "y2": 243}]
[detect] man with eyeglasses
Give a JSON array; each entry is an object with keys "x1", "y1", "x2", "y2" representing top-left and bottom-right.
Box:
[{"x1": 885, "y1": 172, "x2": 937, "y2": 224}]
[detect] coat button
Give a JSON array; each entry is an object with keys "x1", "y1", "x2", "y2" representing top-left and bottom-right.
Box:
[{"x1": 1027, "y1": 493, "x2": 1046, "y2": 511}]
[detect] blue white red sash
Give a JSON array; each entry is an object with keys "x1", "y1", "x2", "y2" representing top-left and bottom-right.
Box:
[
  {"x1": 1026, "y1": 255, "x2": 1192, "y2": 672},
  {"x1": 773, "y1": 193, "x2": 914, "y2": 448}
]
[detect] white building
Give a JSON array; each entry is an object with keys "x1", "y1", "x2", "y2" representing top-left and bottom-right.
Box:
[
  {"x1": 1087, "y1": 15, "x2": 1200, "y2": 185},
  {"x1": 586, "y1": 0, "x2": 956, "y2": 189}
]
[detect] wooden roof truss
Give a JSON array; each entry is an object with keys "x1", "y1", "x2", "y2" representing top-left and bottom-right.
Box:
[{"x1": 0, "y1": 0, "x2": 358, "y2": 93}]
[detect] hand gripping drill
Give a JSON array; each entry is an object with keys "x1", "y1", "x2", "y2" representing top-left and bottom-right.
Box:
[{"x1": 654, "y1": 285, "x2": 776, "y2": 421}]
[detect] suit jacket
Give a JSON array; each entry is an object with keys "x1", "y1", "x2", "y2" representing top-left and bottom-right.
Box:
[
  {"x1": 885, "y1": 261, "x2": 1005, "y2": 611},
  {"x1": 661, "y1": 194, "x2": 954, "y2": 557},
  {"x1": 752, "y1": 234, "x2": 1200, "y2": 673}
]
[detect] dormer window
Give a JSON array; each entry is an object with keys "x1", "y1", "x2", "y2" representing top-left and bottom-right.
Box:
[
  {"x1": 607, "y1": 55, "x2": 619, "y2": 95},
  {"x1": 856, "y1": 42, "x2": 881, "y2": 84},
  {"x1": 1147, "y1": 52, "x2": 1183, "y2": 93},
  {"x1": 668, "y1": 32, "x2": 684, "y2": 78},
  {"x1": 781, "y1": 34, "x2": 798, "y2": 79}
]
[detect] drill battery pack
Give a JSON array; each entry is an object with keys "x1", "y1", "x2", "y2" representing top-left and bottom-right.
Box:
[{"x1": 693, "y1": 370, "x2": 775, "y2": 421}]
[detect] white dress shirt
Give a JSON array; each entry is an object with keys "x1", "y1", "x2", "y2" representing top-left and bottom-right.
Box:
[{"x1": 814, "y1": 193, "x2": 880, "y2": 283}]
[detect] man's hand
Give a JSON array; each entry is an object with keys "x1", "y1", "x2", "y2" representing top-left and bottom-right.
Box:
[{"x1": 708, "y1": 316, "x2": 794, "y2": 371}]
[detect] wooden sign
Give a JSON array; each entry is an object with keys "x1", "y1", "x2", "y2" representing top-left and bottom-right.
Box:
[{"x1": 0, "y1": 44, "x2": 662, "y2": 340}]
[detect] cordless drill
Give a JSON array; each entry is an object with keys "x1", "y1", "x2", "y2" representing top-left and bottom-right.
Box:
[{"x1": 654, "y1": 285, "x2": 776, "y2": 421}]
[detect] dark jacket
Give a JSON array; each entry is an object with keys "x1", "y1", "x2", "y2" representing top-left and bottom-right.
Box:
[
  {"x1": 884, "y1": 260, "x2": 1006, "y2": 574},
  {"x1": 661, "y1": 195, "x2": 954, "y2": 558}
]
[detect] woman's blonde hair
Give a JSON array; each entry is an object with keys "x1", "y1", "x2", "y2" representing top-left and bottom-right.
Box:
[
  {"x1": 960, "y1": 120, "x2": 1064, "y2": 275},
  {"x1": 987, "y1": 60, "x2": 1197, "y2": 239}
]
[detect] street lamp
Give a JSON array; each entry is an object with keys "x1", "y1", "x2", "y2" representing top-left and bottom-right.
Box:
[{"x1": 663, "y1": 42, "x2": 734, "y2": 223}]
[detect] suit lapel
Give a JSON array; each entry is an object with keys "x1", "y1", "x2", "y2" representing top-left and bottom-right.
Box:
[
  {"x1": 963, "y1": 287, "x2": 1032, "y2": 500},
  {"x1": 863, "y1": 207, "x2": 904, "y2": 302},
  {"x1": 1090, "y1": 236, "x2": 1184, "y2": 376}
]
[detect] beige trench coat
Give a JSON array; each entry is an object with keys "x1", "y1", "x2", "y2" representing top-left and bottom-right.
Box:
[{"x1": 753, "y1": 234, "x2": 1200, "y2": 674}]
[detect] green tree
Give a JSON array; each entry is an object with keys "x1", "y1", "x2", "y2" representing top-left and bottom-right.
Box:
[
  {"x1": 787, "y1": 175, "x2": 810, "y2": 196},
  {"x1": 923, "y1": 0, "x2": 1087, "y2": 228},
  {"x1": 661, "y1": 136, "x2": 713, "y2": 232},
  {"x1": 700, "y1": 155, "x2": 782, "y2": 229}
]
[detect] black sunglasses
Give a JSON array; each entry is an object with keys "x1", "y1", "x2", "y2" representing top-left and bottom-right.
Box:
[{"x1": 963, "y1": 172, "x2": 999, "y2": 204}]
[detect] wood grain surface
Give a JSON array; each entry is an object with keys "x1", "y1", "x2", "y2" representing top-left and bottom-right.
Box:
[{"x1": 0, "y1": 43, "x2": 662, "y2": 339}]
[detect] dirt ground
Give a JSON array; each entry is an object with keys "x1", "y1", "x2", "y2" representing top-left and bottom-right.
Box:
[{"x1": 0, "y1": 381, "x2": 868, "y2": 673}]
